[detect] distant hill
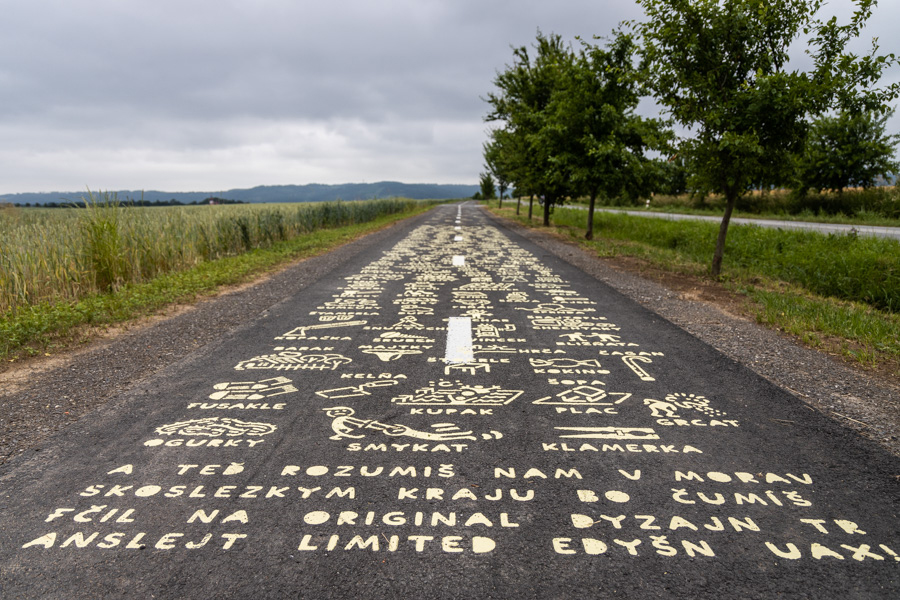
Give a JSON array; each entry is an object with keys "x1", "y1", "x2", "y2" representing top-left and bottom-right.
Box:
[{"x1": 1, "y1": 182, "x2": 479, "y2": 206}]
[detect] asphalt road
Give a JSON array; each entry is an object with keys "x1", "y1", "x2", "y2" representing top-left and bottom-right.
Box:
[
  {"x1": 0, "y1": 203, "x2": 897, "y2": 599},
  {"x1": 569, "y1": 206, "x2": 900, "y2": 240}
]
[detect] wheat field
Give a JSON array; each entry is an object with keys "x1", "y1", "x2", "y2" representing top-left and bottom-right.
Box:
[{"x1": 0, "y1": 194, "x2": 421, "y2": 314}]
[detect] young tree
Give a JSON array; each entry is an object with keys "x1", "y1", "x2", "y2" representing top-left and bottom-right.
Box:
[
  {"x1": 483, "y1": 138, "x2": 512, "y2": 208},
  {"x1": 635, "y1": 0, "x2": 898, "y2": 276},
  {"x1": 796, "y1": 109, "x2": 899, "y2": 193},
  {"x1": 545, "y1": 31, "x2": 668, "y2": 239},
  {"x1": 485, "y1": 128, "x2": 528, "y2": 214},
  {"x1": 478, "y1": 171, "x2": 497, "y2": 201},
  {"x1": 485, "y1": 32, "x2": 576, "y2": 226}
]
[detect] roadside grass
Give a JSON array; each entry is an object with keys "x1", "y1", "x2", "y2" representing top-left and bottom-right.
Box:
[
  {"x1": 746, "y1": 285, "x2": 900, "y2": 368},
  {"x1": 0, "y1": 204, "x2": 433, "y2": 363},
  {"x1": 590, "y1": 204, "x2": 900, "y2": 227},
  {"x1": 486, "y1": 203, "x2": 900, "y2": 375}
]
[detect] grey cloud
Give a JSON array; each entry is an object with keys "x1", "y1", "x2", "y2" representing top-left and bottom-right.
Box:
[{"x1": 0, "y1": 0, "x2": 896, "y2": 193}]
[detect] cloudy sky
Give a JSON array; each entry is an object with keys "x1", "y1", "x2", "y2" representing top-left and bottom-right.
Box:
[{"x1": 1, "y1": 0, "x2": 897, "y2": 194}]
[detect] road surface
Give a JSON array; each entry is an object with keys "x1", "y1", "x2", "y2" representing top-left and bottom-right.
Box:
[{"x1": 0, "y1": 203, "x2": 897, "y2": 598}]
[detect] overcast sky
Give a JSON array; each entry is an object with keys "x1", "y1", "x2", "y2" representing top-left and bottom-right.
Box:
[{"x1": 1, "y1": 0, "x2": 897, "y2": 194}]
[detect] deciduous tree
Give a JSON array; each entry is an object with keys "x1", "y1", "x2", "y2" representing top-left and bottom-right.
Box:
[
  {"x1": 635, "y1": 0, "x2": 898, "y2": 276},
  {"x1": 478, "y1": 171, "x2": 497, "y2": 200},
  {"x1": 796, "y1": 109, "x2": 899, "y2": 193},
  {"x1": 547, "y1": 32, "x2": 668, "y2": 239},
  {"x1": 485, "y1": 32, "x2": 576, "y2": 226}
]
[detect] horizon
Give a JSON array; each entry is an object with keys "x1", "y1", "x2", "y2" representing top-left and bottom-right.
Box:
[
  {"x1": 0, "y1": 180, "x2": 479, "y2": 197},
  {"x1": 2, "y1": 1, "x2": 894, "y2": 194},
  {"x1": 0, "y1": 181, "x2": 481, "y2": 205}
]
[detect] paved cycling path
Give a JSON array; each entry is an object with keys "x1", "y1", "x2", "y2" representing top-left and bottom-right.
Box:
[
  {"x1": 0, "y1": 203, "x2": 897, "y2": 598},
  {"x1": 577, "y1": 207, "x2": 900, "y2": 240}
]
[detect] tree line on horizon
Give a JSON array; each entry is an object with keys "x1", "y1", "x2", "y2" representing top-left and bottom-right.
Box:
[
  {"x1": 1, "y1": 182, "x2": 481, "y2": 208},
  {"x1": 481, "y1": 0, "x2": 900, "y2": 276},
  {"x1": 6, "y1": 197, "x2": 246, "y2": 209}
]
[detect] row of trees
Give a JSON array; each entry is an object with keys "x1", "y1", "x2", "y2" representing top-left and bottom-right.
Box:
[{"x1": 483, "y1": 0, "x2": 899, "y2": 276}]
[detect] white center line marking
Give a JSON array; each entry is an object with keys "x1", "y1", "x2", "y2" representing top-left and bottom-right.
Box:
[
  {"x1": 452, "y1": 255, "x2": 465, "y2": 266},
  {"x1": 454, "y1": 235, "x2": 462, "y2": 241},
  {"x1": 445, "y1": 317, "x2": 474, "y2": 364}
]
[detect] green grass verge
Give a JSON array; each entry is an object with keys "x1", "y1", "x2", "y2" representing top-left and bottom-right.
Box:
[
  {"x1": 592, "y1": 205, "x2": 900, "y2": 227},
  {"x1": 487, "y1": 203, "x2": 900, "y2": 374},
  {"x1": 745, "y1": 285, "x2": 900, "y2": 368},
  {"x1": 1, "y1": 206, "x2": 430, "y2": 362},
  {"x1": 555, "y1": 207, "x2": 900, "y2": 312},
  {"x1": 561, "y1": 186, "x2": 900, "y2": 225}
]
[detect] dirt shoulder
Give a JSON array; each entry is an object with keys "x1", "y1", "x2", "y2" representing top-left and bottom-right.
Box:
[{"x1": 1, "y1": 206, "x2": 897, "y2": 467}]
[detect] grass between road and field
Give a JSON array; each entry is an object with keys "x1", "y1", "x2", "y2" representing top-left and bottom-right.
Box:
[
  {"x1": 0, "y1": 202, "x2": 436, "y2": 365},
  {"x1": 565, "y1": 186, "x2": 900, "y2": 226},
  {"x1": 485, "y1": 202, "x2": 900, "y2": 377},
  {"x1": 587, "y1": 204, "x2": 900, "y2": 227}
]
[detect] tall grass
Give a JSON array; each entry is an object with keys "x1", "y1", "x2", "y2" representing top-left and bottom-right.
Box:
[
  {"x1": 552, "y1": 207, "x2": 900, "y2": 312},
  {"x1": 0, "y1": 194, "x2": 426, "y2": 315}
]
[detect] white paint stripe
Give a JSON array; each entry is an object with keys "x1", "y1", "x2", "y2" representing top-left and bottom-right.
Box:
[
  {"x1": 452, "y1": 255, "x2": 465, "y2": 266},
  {"x1": 445, "y1": 317, "x2": 474, "y2": 363},
  {"x1": 454, "y1": 235, "x2": 462, "y2": 241}
]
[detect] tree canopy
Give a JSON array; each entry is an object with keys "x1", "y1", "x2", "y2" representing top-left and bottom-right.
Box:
[
  {"x1": 484, "y1": 33, "x2": 576, "y2": 225},
  {"x1": 481, "y1": 1, "x2": 898, "y2": 276},
  {"x1": 796, "y1": 109, "x2": 899, "y2": 193},
  {"x1": 478, "y1": 171, "x2": 497, "y2": 200},
  {"x1": 547, "y1": 32, "x2": 668, "y2": 238},
  {"x1": 635, "y1": 0, "x2": 898, "y2": 275},
  {"x1": 484, "y1": 31, "x2": 666, "y2": 230}
]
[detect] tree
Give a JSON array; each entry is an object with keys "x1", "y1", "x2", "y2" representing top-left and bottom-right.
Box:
[
  {"x1": 484, "y1": 128, "x2": 528, "y2": 214},
  {"x1": 656, "y1": 154, "x2": 690, "y2": 197},
  {"x1": 485, "y1": 32, "x2": 576, "y2": 226},
  {"x1": 479, "y1": 171, "x2": 497, "y2": 200},
  {"x1": 635, "y1": 0, "x2": 898, "y2": 276},
  {"x1": 796, "y1": 109, "x2": 899, "y2": 193},
  {"x1": 483, "y1": 138, "x2": 511, "y2": 208},
  {"x1": 545, "y1": 31, "x2": 668, "y2": 239}
]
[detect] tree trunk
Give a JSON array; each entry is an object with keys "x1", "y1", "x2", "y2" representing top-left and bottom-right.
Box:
[
  {"x1": 516, "y1": 197, "x2": 520, "y2": 215},
  {"x1": 711, "y1": 192, "x2": 738, "y2": 278},
  {"x1": 585, "y1": 193, "x2": 596, "y2": 240},
  {"x1": 542, "y1": 197, "x2": 551, "y2": 226},
  {"x1": 528, "y1": 196, "x2": 534, "y2": 220},
  {"x1": 498, "y1": 196, "x2": 502, "y2": 209}
]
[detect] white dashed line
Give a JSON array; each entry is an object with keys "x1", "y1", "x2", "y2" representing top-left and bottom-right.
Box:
[{"x1": 445, "y1": 317, "x2": 474, "y2": 363}]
